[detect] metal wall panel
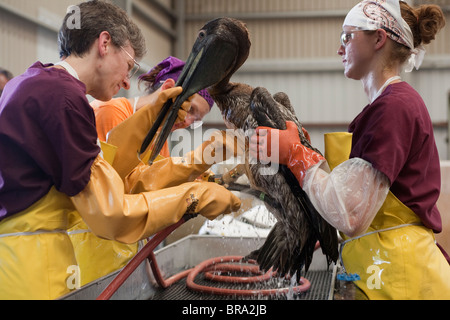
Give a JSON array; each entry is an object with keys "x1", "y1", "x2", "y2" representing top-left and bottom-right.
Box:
[
  {"x1": 412, "y1": 69, "x2": 450, "y2": 122},
  {"x1": 185, "y1": 0, "x2": 360, "y2": 14},
  {"x1": 182, "y1": 15, "x2": 345, "y2": 60},
  {"x1": 182, "y1": 1, "x2": 450, "y2": 58},
  {"x1": 0, "y1": 9, "x2": 37, "y2": 77},
  {"x1": 131, "y1": 0, "x2": 175, "y2": 68}
]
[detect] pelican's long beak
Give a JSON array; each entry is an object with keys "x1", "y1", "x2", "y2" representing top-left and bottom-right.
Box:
[{"x1": 140, "y1": 29, "x2": 238, "y2": 164}]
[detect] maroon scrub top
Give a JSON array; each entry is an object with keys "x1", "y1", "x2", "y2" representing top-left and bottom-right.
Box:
[
  {"x1": 0, "y1": 62, "x2": 100, "y2": 220},
  {"x1": 349, "y1": 82, "x2": 441, "y2": 232},
  {"x1": 348, "y1": 81, "x2": 450, "y2": 263}
]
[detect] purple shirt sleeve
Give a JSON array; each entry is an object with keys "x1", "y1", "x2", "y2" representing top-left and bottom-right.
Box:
[
  {"x1": 38, "y1": 92, "x2": 100, "y2": 195},
  {"x1": 349, "y1": 87, "x2": 414, "y2": 184}
]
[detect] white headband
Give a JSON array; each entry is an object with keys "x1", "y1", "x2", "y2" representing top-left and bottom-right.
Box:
[{"x1": 343, "y1": 0, "x2": 425, "y2": 72}]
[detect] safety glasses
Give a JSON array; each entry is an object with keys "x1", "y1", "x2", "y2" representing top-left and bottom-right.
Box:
[
  {"x1": 120, "y1": 46, "x2": 140, "y2": 79},
  {"x1": 340, "y1": 27, "x2": 400, "y2": 47},
  {"x1": 340, "y1": 30, "x2": 367, "y2": 47}
]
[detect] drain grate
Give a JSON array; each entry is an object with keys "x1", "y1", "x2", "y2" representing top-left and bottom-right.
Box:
[{"x1": 151, "y1": 270, "x2": 333, "y2": 300}]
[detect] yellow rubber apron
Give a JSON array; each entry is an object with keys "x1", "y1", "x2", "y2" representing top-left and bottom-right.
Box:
[
  {"x1": 69, "y1": 141, "x2": 168, "y2": 286},
  {"x1": 0, "y1": 141, "x2": 144, "y2": 299},
  {"x1": 325, "y1": 132, "x2": 450, "y2": 300},
  {"x1": 68, "y1": 141, "x2": 145, "y2": 286},
  {"x1": 67, "y1": 214, "x2": 142, "y2": 287},
  {"x1": 0, "y1": 187, "x2": 78, "y2": 300}
]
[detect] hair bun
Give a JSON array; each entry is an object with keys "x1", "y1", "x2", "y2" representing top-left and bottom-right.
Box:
[{"x1": 416, "y1": 5, "x2": 446, "y2": 45}]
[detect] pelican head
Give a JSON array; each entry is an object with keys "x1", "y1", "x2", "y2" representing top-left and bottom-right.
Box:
[{"x1": 140, "y1": 17, "x2": 251, "y2": 163}]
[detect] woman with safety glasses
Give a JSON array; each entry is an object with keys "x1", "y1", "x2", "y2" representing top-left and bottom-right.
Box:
[{"x1": 250, "y1": 0, "x2": 450, "y2": 299}]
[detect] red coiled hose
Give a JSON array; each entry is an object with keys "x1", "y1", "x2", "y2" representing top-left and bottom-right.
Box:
[
  {"x1": 184, "y1": 256, "x2": 311, "y2": 297},
  {"x1": 97, "y1": 217, "x2": 311, "y2": 300},
  {"x1": 96, "y1": 217, "x2": 187, "y2": 300}
]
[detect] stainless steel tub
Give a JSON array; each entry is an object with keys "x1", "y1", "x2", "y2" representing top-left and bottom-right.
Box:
[{"x1": 61, "y1": 235, "x2": 336, "y2": 300}]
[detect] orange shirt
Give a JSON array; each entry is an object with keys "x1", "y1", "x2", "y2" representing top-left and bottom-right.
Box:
[
  {"x1": 92, "y1": 97, "x2": 133, "y2": 142},
  {"x1": 91, "y1": 97, "x2": 170, "y2": 157}
]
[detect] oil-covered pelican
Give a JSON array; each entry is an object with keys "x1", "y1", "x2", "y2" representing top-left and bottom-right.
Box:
[
  {"x1": 211, "y1": 80, "x2": 339, "y2": 280},
  {"x1": 143, "y1": 16, "x2": 338, "y2": 280},
  {"x1": 140, "y1": 17, "x2": 250, "y2": 163}
]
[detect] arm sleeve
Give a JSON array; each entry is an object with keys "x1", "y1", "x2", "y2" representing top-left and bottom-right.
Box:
[
  {"x1": 303, "y1": 158, "x2": 390, "y2": 237},
  {"x1": 349, "y1": 96, "x2": 416, "y2": 185},
  {"x1": 37, "y1": 97, "x2": 100, "y2": 197}
]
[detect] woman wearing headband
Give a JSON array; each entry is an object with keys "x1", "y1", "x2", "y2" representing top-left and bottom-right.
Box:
[{"x1": 250, "y1": 0, "x2": 449, "y2": 299}]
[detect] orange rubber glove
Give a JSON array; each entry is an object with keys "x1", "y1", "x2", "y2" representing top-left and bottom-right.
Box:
[
  {"x1": 287, "y1": 141, "x2": 325, "y2": 187},
  {"x1": 249, "y1": 121, "x2": 324, "y2": 186}
]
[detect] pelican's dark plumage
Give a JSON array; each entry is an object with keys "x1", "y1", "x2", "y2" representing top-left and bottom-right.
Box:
[{"x1": 211, "y1": 81, "x2": 339, "y2": 280}]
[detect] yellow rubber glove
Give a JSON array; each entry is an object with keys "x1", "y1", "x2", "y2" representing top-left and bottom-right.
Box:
[
  {"x1": 70, "y1": 156, "x2": 241, "y2": 244},
  {"x1": 107, "y1": 87, "x2": 192, "y2": 179},
  {"x1": 124, "y1": 129, "x2": 244, "y2": 194}
]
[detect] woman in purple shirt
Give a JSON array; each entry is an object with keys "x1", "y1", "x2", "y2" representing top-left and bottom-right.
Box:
[
  {"x1": 0, "y1": 1, "x2": 240, "y2": 299},
  {"x1": 251, "y1": 0, "x2": 450, "y2": 299}
]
